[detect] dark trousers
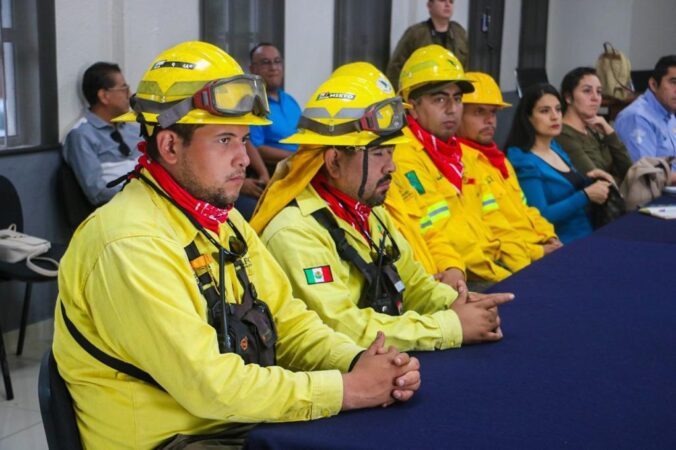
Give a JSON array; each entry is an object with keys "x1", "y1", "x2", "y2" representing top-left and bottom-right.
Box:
[{"x1": 156, "y1": 424, "x2": 256, "y2": 450}]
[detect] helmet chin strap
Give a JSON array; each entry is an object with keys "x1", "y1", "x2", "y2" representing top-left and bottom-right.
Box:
[
  {"x1": 356, "y1": 130, "x2": 403, "y2": 199},
  {"x1": 357, "y1": 149, "x2": 369, "y2": 200}
]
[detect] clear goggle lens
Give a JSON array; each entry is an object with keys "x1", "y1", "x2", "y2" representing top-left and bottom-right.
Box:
[
  {"x1": 150, "y1": 74, "x2": 270, "y2": 128},
  {"x1": 207, "y1": 76, "x2": 270, "y2": 116},
  {"x1": 360, "y1": 98, "x2": 406, "y2": 134},
  {"x1": 299, "y1": 97, "x2": 407, "y2": 137}
]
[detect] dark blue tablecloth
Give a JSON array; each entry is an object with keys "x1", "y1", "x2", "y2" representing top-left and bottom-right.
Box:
[
  {"x1": 594, "y1": 195, "x2": 676, "y2": 244},
  {"x1": 246, "y1": 235, "x2": 676, "y2": 450}
]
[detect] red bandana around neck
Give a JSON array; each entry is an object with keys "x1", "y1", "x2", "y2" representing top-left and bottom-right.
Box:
[
  {"x1": 134, "y1": 141, "x2": 231, "y2": 234},
  {"x1": 407, "y1": 114, "x2": 463, "y2": 192},
  {"x1": 311, "y1": 172, "x2": 372, "y2": 241},
  {"x1": 458, "y1": 137, "x2": 509, "y2": 179}
]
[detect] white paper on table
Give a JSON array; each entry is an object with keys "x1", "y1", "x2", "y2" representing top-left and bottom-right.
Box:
[{"x1": 639, "y1": 205, "x2": 676, "y2": 219}]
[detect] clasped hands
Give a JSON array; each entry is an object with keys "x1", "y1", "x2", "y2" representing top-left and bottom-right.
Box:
[{"x1": 342, "y1": 331, "x2": 420, "y2": 410}]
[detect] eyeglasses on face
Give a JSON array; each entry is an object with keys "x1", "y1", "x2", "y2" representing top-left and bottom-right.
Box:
[
  {"x1": 253, "y1": 58, "x2": 283, "y2": 68},
  {"x1": 107, "y1": 84, "x2": 131, "y2": 93}
]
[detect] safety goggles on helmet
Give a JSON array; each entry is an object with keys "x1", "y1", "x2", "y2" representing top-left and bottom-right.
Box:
[
  {"x1": 136, "y1": 74, "x2": 270, "y2": 129},
  {"x1": 298, "y1": 97, "x2": 407, "y2": 138}
]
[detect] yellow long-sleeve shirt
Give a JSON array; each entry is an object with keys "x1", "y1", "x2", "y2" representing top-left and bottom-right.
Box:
[
  {"x1": 385, "y1": 175, "x2": 466, "y2": 275},
  {"x1": 53, "y1": 173, "x2": 363, "y2": 449},
  {"x1": 260, "y1": 184, "x2": 463, "y2": 352},
  {"x1": 391, "y1": 128, "x2": 517, "y2": 282},
  {"x1": 464, "y1": 144, "x2": 557, "y2": 260}
]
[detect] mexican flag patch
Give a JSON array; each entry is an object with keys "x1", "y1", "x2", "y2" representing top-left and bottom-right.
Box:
[{"x1": 304, "y1": 265, "x2": 333, "y2": 285}]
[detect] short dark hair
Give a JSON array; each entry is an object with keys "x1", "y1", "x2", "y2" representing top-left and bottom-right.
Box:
[
  {"x1": 144, "y1": 124, "x2": 203, "y2": 161},
  {"x1": 504, "y1": 83, "x2": 562, "y2": 151},
  {"x1": 82, "y1": 62, "x2": 121, "y2": 107},
  {"x1": 652, "y1": 55, "x2": 676, "y2": 85},
  {"x1": 249, "y1": 42, "x2": 275, "y2": 63},
  {"x1": 560, "y1": 67, "x2": 597, "y2": 112}
]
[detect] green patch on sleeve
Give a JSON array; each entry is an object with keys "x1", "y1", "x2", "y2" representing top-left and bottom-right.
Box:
[{"x1": 405, "y1": 170, "x2": 426, "y2": 194}]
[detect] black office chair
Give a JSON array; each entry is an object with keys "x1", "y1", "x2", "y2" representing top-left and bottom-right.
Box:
[
  {"x1": 0, "y1": 175, "x2": 66, "y2": 400},
  {"x1": 38, "y1": 349, "x2": 83, "y2": 450},
  {"x1": 630, "y1": 70, "x2": 652, "y2": 93},
  {"x1": 515, "y1": 67, "x2": 549, "y2": 98},
  {"x1": 57, "y1": 162, "x2": 95, "y2": 231}
]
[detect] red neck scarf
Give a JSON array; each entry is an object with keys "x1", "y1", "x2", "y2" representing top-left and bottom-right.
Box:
[
  {"x1": 458, "y1": 137, "x2": 509, "y2": 179},
  {"x1": 311, "y1": 172, "x2": 372, "y2": 241},
  {"x1": 407, "y1": 114, "x2": 463, "y2": 192},
  {"x1": 134, "y1": 141, "x2": 231, "y2": 234}
]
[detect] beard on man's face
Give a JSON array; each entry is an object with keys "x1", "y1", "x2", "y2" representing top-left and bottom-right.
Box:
[
  {"x1": 177, "y1": 168, "x2": 243, "y2": 209},
  {"x1": 363, "y1": 174, "x2": 393, "y2": 207}
]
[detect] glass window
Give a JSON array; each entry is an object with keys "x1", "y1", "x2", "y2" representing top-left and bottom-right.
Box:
[
  {"x1": 518, "y1": 0, "x2": 548, "y2": 69},
  {"x1": 333, "y1": 0, "x2": 392, "y2": 72},
  {"x1": 0, "y1": 0, "x2": 57, "y2": 151},
  {"x1": 201, "y1": 0, "x2": 285, "y2": 69}
]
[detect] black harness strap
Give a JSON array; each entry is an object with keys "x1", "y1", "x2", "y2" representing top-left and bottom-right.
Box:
[
  {"x1": 60, "y1": 302, "x2": 164, "y2": 390},
  {"x1": 61, "y1": 172, "x2": 277, "y2": 386},
  {"x1": 185, "y1": 242, "x2": 277, "y2": 364},
  {"x1": 310, "y1": 207, "x2": 404, "y2": 315},
  {"x1": 185, "y1": 242, "x2": 232, "y2": 354},
  {"x1": 311, "y1": 208, "x2": 375, "y2": 285}
]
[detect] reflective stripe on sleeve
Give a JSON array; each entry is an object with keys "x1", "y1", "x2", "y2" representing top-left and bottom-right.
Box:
[
  {"x1": 482, "y1": 192, "x2": 499, "y2": 213},
  {"x1": 420, "y1": 201, "x2": 450, "y2": 231}
]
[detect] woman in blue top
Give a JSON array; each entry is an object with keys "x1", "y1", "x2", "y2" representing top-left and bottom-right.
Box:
[{"x1": 504, "y1": 84, "x2": 612, "y2": 243}]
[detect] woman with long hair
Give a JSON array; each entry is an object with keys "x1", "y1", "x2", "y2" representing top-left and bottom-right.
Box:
[
  {"x1": 504, "y1": 84, "x2": 612, "y2": 243},
  {"x1": 558, "y1": 67, "x2": 633, "y2": 185}
]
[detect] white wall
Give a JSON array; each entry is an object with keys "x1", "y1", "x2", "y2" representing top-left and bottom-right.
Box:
[
  {"x1": 55, "y1": 0, "x2": 199, "y2": 139},
  {"x1": 284, "y1": 0, "x2": 335, "y2": 107},
  {"x1": 547, "y1": 0, "x2": 634, "y2": 91},
  {"x1": 629, "y1": 0, "x2": 676, "y2": 70},
  {"x1": 546, "y1": 0, "x2": 676, "y2": 91},
  {"x1": 54, "y1": 0, "x2": 676, "y2": 139}
]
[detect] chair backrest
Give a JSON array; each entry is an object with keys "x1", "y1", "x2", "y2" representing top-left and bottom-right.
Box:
[
  {"x1": 57, "y1": 163, "x2": 95, "y2": 230},
  {"x1": 515, "y1": 68, "x2": 549, "y2": 98},
  {"x1": 630, "y1": 70, "x2": 652, "y2": 93},
  {"x1": 0, "y1": 175, "x2": 23, "y2": 231},
  {"x1": 38, "y1": 349, "x2": 83, "y2": 450}
]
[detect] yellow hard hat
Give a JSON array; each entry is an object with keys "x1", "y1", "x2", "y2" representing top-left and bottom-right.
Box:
[
  {"x1": 114, "y1": 41, "x2": 271, "y2": 128},
  {"x1": 332, "y1": 62, "x2": 396, "y2": 95},
  {"x1": 281, "y1": 74, "x2": 410, "y2": 147},
  {"x1": 462, "y1": 72, "x2": 511, "y2": 108},
  {"x1": 332, "y1": 62, "x2": 412, "y2": 110},
  {"x1": 398, "y1": 44, "x2": 474, "y2": 102}
]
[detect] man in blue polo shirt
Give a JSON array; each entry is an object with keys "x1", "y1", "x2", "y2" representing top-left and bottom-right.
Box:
[
  {"x1": 249, "y1": 43, "x2": 302, "y2": 166},
  {"x1": 615, "y1": 55, "x2": 676, "y2": 183},
  {"x1": 63, "y1": 62, "x2": 142, "y2": 205}
]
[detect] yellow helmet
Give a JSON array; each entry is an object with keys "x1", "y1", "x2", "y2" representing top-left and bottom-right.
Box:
[
  {"x1": 398, "y1": 44, "x2": 474, "y2": 102},
  {"x1": 462, "y1": 72, "x2": 512, "y2": 108},
  {"x1": 332, "y1": 62, "x2": 396, "y2": 96},
  {"x1": 281, "y1": 73, "x2": 409, "y2": 147},
  {"x1": 114, "y1": 41, "x2": 271, "y2": 128}
]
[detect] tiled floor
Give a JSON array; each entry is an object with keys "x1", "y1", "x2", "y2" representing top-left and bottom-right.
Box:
[{"x1": 0, "y1": 321, "x2": 52, "y2": 450}]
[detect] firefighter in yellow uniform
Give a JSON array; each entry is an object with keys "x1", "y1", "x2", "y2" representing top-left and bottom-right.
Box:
[
  {"x1": 457, "y1": 72, "x2": 562, "y2": 260},
  {"x1": 251, "y1": 68, "x2": 513, "y2": 353},
  {"x1": 331, "y1": 62, "x2": 467, "y2": 288},
  {"x1": 52, "y1": 42, "x2": 422, "y2": 449},
  {"x1": 392, "y1": 45, "x2": 531, "y2": 285}
]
